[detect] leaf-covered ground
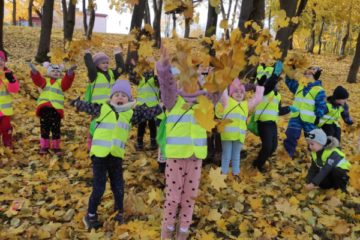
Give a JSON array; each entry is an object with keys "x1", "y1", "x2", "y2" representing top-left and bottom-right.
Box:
[{"x1": 0, "y1": 26, "x2": 359, "y2": 239}]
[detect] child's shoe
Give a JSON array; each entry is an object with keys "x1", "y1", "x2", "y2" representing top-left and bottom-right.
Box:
[
  {"x1": 150, "y1": 138, "x2": 158, "y2": 150},
  {"x1": 176, "y1": 227, "x2": 189, "y2": 240},
  {"x1": 158, "y1": 162, "x2": 166, "y2": 173},
  {"x1": 83, "y1": 213, "x2": 102, "y2": 230},
  {"x1": 135, "y1": 139, "x2": 144, "y2": 150},
  {"x1": 51, "y1": 139, "x2": 63, "y2": 156},
  {"x1": 114, "y1": 212, "x2": 125, "y2": 224},
  {"x1": 39, "y1": 138, "x2": 50, "y2": 155},
  {"x1": 161, "y1": 224, "x2": 175, "y2": 240}
]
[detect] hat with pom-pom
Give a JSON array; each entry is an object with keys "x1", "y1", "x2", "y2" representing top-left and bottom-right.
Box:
[{"x1": 93, "y1": 52, "x2": 109, "y2": 66}]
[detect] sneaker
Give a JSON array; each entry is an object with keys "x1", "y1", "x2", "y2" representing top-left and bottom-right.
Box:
[
  {"x1": 114, "y1": 212, "x2": 125, "y2": 224},
  {"x1": 161, "y1": 224, "x2": 175, "y2": 240},
  {"x1": 83, "y1": 214, "x2": 102, "y2": 230},
  {"x1": 52, "y1": 149, "x2": 63, "y2": 156},
  {"x1": 39, "y1": 148, "x2": 49, "y2": 155},
  {"x1": 176, "y1": 227, "x2": 189, "y2": 240}
]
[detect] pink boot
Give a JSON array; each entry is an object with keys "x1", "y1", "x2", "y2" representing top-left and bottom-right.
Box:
[
  {"x1": 39, "y1": 138, "x2": 50, "y2": 155},
  {"x1": 52, "y1": 139, "x2": 62, "y2": 156}
]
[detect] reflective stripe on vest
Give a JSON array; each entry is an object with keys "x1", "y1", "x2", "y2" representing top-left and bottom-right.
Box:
[
  {"x1": 165, "y1": 96, "x2": 207, "y2": 159},
  {"x1": 254, "y1": 91, "x2": 281, "y2": 122},
  {"x1": 311, "y1": 148, "x2": 351, "y2": 170},
  {"x1": 0, "y1": 81, "x2": 14, "y2": 115},
  {"x1": 90, "y1": 103, "x2": 133, "y2": 158},
  {"x1": 91, "y1": 70, "x2": 115, "y2": 104},
  {"x1": 37, "y1": 78, "x2": 64, "y2": 110},
  {"x1": 291, "y1": 85, "x2": 323, "y2": 123},
  {"x1": 318, "y1": 103, "x2": 343, "y2": 127},
  {"x1": 219, "y1": 98, "x2": 248, "y2": 143},
  {"x1": 256, "y1": 66, "x2": 274, "y2": 81},
  {"x1": 137, "y1": 77, "x2": 159, "y2": 107}
]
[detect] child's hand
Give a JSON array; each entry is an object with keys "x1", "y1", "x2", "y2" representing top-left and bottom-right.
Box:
[
  {"x1": 289, "y1": 105, "x2": 299, "y2": 113},
  {"x1": 70, "y1": 97, "x2": 80, "y2": 107},
  {"x1": 159, "y1": 44, "x2": 170, "y2": 66},
  {"x1": 5, "y1": 71, "x2": 16, "y2": 83},
  {"x1": 28, "y1": 62, "x2": 37, "y2": 72},
  {"x1": 67, "y1": 65, "x2": 77, "y2": 74},
  {"x1": 113, "y1": 47, "x2": 123, "y2": 55},
  {"x1": 305, "y1": 183, "x2": 317, "y2": 191}
]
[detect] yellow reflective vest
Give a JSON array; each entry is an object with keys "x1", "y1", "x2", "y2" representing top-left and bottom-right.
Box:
[
  {"x1": 218, "y1": 97, "x2": 248, "y2": 143},
  {"x1": 165, "y1": 96, "x2": 207, "y2": 159},
  {"x1": 254, "y1": 91, "x2": 281, "y2": 122},
  {"x1": 318, "y1": 103, "x2": 343, "y2": 127},
  {"x1": 137, "y1": 77, "x2": 159, "y2": 107},
  {"x1": 256, "y1": 65, "x2": 274, "y2": 81},
  {"x1": 291, "y1": 85, "x2": 323, "y2": 123},
  {"x1": 311, "y1": 148, "x2": 351, "y2": 170},
  {"x1": 91, "y1": 70, "x2": 115, "y2": 104},
  {"x1": 90, "y1": 103, "x2": 133, "y2": 158},
  {"x1": 0, "y1": 79, "x2": 14, "y2": 116},
  {"x1": 37, "y1": 78, "x2": 64, "y2": 110}
]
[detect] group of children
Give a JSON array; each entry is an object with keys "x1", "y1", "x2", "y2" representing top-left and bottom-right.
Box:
[{"x1": 0, "y1": 47, "x2": 355, "y2": 239}]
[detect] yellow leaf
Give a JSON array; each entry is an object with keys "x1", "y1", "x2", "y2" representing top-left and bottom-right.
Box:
[
  {"x1": 207, "y1": 209, "x2": 222, "y2": 221},
  {"x1": 209, "y1": 167, "x2": 227, "y2": 191},
  {"x1": 332, "y1": 220, "x2": 350, "y2": 235},
  {"x1": 194, "y1": 95, "x2": 217, "y2": 132},
  {"x1": 220, "y1": 19, "x2": 228, "y2": 30},
  {"x1": 209, "y1": 0, "x2": 220, "y2": 7},
  {"x1": 147, "y1": 188, "x2": 163, "y2": 204}
]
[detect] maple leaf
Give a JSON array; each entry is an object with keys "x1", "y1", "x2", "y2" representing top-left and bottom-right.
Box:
[
  {"x1": 147, "y1": 188, "x2": 163, "y2": 204},
  {"x1": 207, "y1": 209, "x2": 222, "y2": 221},
  {"x1": 194, "y1": 95, "x2": 217, "y2": 132},
  {"x1": 208, "y1": 167, "x2": 227, "y2": 191}
]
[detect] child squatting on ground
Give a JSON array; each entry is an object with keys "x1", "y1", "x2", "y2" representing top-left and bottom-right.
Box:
[
  {"x1": 0, "y1": 50, "x2": 19, "y2": 149},
  {"x1": 29, "y1": 62, "x2": 76, "y2": 155},
  {"x1": 70, "y1": 80, "x2": 162, "y2": 230},
  {"x1": 217, "y1": 78, "x2": 264, "y2": 178},
  {"x1": 305, "y1": 128, "x2": 351, "y2": 192}
]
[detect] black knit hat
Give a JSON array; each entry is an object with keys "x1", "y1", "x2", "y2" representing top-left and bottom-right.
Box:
[{"x1": 333, "y1": 86, "x2": 349, "y2": 100}]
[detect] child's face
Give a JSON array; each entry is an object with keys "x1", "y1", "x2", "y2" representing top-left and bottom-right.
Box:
[
  {"x1": 49, "y1": 69, "x2": 62, "y2": 79},
  {"x1": 0, "y1": 58, "x2": 5, "y2": 69},
  {"x1": 110, "y1": 91, "x2": 129, "y2": 105},
  {"x1": 308, "y1": 140, "x2": 323, "y2": 152},
  {"x1": 232, "y1": 89, "x2": 245, "y2": 102},
  {"x1": 98, "y1": 60, "x2": 109, "y2": 72},
  {"x1": 335, "y1": 99, "x2": 347, "y2": 106}
]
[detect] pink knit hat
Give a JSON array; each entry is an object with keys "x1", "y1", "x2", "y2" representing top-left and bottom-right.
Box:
[
  {"x1": 229, "y1": 78, "x2": 245, "y2": 96},
  {"x1": 93, "y1": 52, "x2": 109, "y2": 66}
]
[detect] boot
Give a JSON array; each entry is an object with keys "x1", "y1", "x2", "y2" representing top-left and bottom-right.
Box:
[
  {"x1": 2, "y1": 128, "x2": 13, "y2": 150},
  {"x1": 150, "y1": 138, "x2": 158, "y2": 150},
  {"x1": 51, "y1": 139, "x2": 63, "y2": 156},
  {"x1": 39, "y1": 138, "x2": 50, "y2": 155},
  {"x1": 135, "y1": 138, "x2": 144, "y2": 151}
]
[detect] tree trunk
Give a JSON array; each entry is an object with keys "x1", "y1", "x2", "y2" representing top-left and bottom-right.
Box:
[
  {"x1": 172, "y1": 12, "x2": 176, "y2": 31},
  {"x1": 220, "y1": 0, "x2": 232, "y2": 39},
  {"x1": 347, "y1": 31, "x2": 360, "y2": 83},
  {"x1": 62, "y1": 0, "x2": 67, "y2": 30},
  {"x1": 184, "y1": 17, "x2": 190, "y2": 38},
  {"x1": 28, "y1": 0, "x2": 34, "y2": 26},
  {"x1": 144, "y1": 0, "x2": 151, "y2": 25},
  {"x1": 64, "y1": 0, "x2": 76, "y2": 44},
  {"x1": 86, "y1": 0, "x2": 95, "y2": 40},
  {"x1": 230, "y1": 0, "x2": 239, "y2": 31},
  {"x1": 83, "y1": 0, "x2": 88, "y2": 35},
  {"x1": 130, "y1": 0, "x2": 146, "y2": 31},
  {"x1": 238, "y1": 0, "x2": 265, "y2": 78},
  {"x1": 0, "y1": 0, "x2": 4, "y2": 51},
  {"x1": 35, "y1": 0, "x2": 54, "y2": 63},
  {"x1": 317, "y1": 16, "x2": 325, "y2": 54},
  {"x1": 12, "y1": 0, "x2": 16, "y2": 25},
  {"x1": 275, "y1": 0, "x2": 308, "y2": 60},
  {"x1": 339, "y1": 22, "x2": 350, "y2": 56},
  {"x1": 205, "y1": 1, "x2": 218, "y2": 37},
  {"x1": 307, "y1": 9, "x2": 316, "y2": 53},
  {"x1": 152, "y1": 0, "x2": 163, "y2": 48}
]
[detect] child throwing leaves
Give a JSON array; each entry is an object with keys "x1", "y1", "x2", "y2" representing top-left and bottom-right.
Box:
[
  {"x1": 157, "y1": 46, "x2": 221, "y2": 240},
  {"x1": 217, "y1": 78, "x2": 264, "y2": 178},
  {"x1": 318, "y1": 86, "x2": 353, "y2": 142},
  {"x1": 29, "y1": 62, "x2": 76, "y2": 155},
  {"x1": 0, "y1": 50, "x2": 19, "y2": 149},
  {"x1": 305, "y1": 129, "x2": 351, "y2": 192},
  {"x1": 71, "y1": 80, "x2": 162, "y2": 230}
]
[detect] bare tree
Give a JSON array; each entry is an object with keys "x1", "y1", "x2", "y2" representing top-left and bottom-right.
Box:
[
  {"x1": 153, "y1": 0, "x2": 163, "y2": 48},
  {"x1": 83, "y1": 0, "x2": 88, "y2": 35},
  {"x1": 347, "y1": 30, "x2": 360, "y2": 83},
  {"x1": 35, "y1": 0, "x2": 54, "y2": 63},
  {"x1": 205, "y1": 1, "x2": 218, "y2": 37},
  {"x1": 317, "y1": 16, "x2": 325, "y2": 54},
  {"x1": 28, "y1": 0, "x2": 34, "y2": 26},
  {"x1": 220, "y1": 0, "x2": 232, "y2": 39},
  {"x1": 144, "y1": 0, "x2": 151, "y2": 25},
  {"x1": 86, "y1": 0, "x2": 95, "y2": 40},
  {"x1": 0, "y1": 0, "x2": 4, "y2": 51},
  {"x1": 12, "y1": 0, "x2": 16, "y2": 25},
  {"x1": 307, "y1": 9, "x2": 316, "y2": 53},
  {"x1": 130, "y1": 0, "x2": 146, "y2": 31},
  {"x1": 63, "y1": 0, "x2": 76, "y2": 44}
]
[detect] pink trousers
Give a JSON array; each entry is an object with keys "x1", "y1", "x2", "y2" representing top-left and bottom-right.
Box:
[{"x1": 162, "y1": 157, "x2": 202, "y2": 230}]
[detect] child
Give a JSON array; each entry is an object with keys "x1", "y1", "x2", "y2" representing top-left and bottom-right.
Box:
[
  {"x1": 305, "y1": 128, "x2": 351, "y2": 192},
  {"x1": 252, "y1": 61, "x2": 295, "y2": 172},
  {"x1": 29, "y1": 62, "x2": 76, "y2": 155},
  {"x1": 217, "y1": 79, "x2": 264, "y2": 178},
  {"x1": 318, "y1": 86, "x2": 353, "y2": 142},
  {"x1": 0, "y1": 50, "x2": 19, "y2": 149},
  {"x1": 70, "y1": 80, "x2": 162, "y2": 230},
  {"x1": 135, "y1": 70, "x2": 160, "y2": 150},
  {"x1": 157, "y1": 46, "x2": 221, "y2": 239},
  {"x1": 84, "y1": 48, "x2": 124, "y2": 149},
  {"x1": 283, "y1": 66, "x2": 327, "y2": 158}
]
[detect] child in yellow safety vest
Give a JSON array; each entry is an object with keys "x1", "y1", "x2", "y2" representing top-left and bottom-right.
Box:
[
  {"x1": 305, "y1": 128, "x2": 351, "y2": 192},
  {"x1": 29, "y1": 62, "x2": 76, "y2": 155},
  {"x1": 0, "y1": 50, "x2": 19, "y2": 149},
  {"x1": 70, "y1": 80, "x2": 162, "y2": 230},
  {"x1": 318, "y1": 86, "x2": 353, "y2": 142},
  {"x1": 217, "y1": 78, "x2": 264, "y2": 178}
]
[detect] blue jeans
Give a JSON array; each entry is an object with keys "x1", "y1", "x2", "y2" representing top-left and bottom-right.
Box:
[{"x1": 221, "y1": 140, "x2": 243, "y2": 175}]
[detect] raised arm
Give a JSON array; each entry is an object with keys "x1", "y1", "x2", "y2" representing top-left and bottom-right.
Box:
[{"x1": 84, "y1": 50, "x2": 98, "y2": 82}]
